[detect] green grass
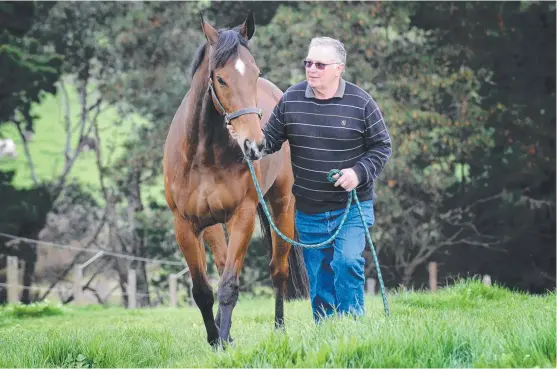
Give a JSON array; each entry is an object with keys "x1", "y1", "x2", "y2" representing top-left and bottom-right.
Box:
[
  {"x1": 0, "y1": 77, "x2": 145, "y2": 193},
  {"x1": 0, "y1": 279, "x2": 555, "y2": 368}
]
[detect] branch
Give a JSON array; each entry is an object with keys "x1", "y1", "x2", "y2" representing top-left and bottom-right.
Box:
[
  {"x1": 517, "y1": 194, "x2": 555, "y2": 210},
  {"x1": 60, "y1": 80, "x2": 73, "y2": 165},
  {"x1": 38, "y1": 207, "x2": 109, "y2": 301},
  {"x1": 533, "y1": 262, "x2": 556, "y2": 283},
  {"x1": 52, "y1": 82, "x2": 103, "y2": 199},
  {"x1": 76, "y1": 78, "x2": 89, "y2": 147},
  {"x1": 462, "y1": 190, "x2": 507, "y2": 213},
  {"x1": 63, "y1": 258, "x2": 114, "y2": 305},
  {"x1": 101, "y1": 284, "x2": 121, "y2": 304},
  {"x1": 92, "y1": 114, "x2": 109, "y2": 200},
  {"x1": 71, "y1": 97, "x2": 104, "y2": 135},
  {"x1": 14, "y1": 117, "x2": 38, "y2": 185}
]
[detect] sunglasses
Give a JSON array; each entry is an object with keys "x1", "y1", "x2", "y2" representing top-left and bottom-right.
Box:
[{"x1": 303, "y1": 60, "x2": 339, "y2": 70}]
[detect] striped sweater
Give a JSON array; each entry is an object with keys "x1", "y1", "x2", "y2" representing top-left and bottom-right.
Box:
[{"x1": 262, "y1": 79, "x2": 392, "y2": 214}]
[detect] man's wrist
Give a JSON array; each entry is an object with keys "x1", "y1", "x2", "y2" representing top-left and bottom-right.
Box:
[{"x1": 351, "y1": 162, "x2": 366, "y2": 185}]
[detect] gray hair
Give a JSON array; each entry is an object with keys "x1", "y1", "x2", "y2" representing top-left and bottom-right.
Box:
[{"x1": 308, "y1": 37, "x2": 347, "y2": 65}]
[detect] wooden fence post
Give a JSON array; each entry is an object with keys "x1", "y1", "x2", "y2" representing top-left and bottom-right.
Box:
[
  {"x1": 366, "y1": 278, "x2": 376, "y2": 295},
  {"x1": 127, "y1": 269, "x2": 136, "y2": 309},
  {"x1": 73, "y1": 267, "x2": 83, "y2": 305},
  {"x1": 429, "y1": 261, "x2": 438, "y2": 292},
  {"x1": 74, "y1": 251, "x2": 104, "y2": 306},
  {"x1": 7, "y1": 256, "x2": 19, "y2": 303},
  {"x1": 168, "y1": 268, "x2": 189, "y2": 307},
  {"x1": 169, "y1": 274, "x2": 177, "y2": 307}
]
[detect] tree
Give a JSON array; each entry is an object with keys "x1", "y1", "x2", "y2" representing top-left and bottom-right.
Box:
[
  {"x1": 97, "y1": 1, "x2": 309, "y2": 299},
  {"x1": 409, "y1": 1, "x2": 556, "y2": 292},
  {"x1": 0, "y1": 1, "x2": 63, "y2": 304},
  {"x1": 253, "y1": 2, "x2": 499, "y2": 287}
]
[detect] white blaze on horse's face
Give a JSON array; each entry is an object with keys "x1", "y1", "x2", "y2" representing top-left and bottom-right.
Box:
[
  {"x1": 235, "y1": 57, "x2": 246, "y2": 76},
  {"x1": 219, "y1": 46, "x2": 264, "y2": 160}
]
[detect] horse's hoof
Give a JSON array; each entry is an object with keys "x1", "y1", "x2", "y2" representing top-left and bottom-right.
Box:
[
  {"x1": 208, "y1": 333, "x2": 221, "y2": 348},
  {"x1": 275, "y1": 319, "x2": 285, "y2": 331}
]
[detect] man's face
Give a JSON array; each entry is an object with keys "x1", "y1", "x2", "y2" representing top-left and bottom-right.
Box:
[{"x1": 305, "y1": 45, "x2": 344, "y2": 91}]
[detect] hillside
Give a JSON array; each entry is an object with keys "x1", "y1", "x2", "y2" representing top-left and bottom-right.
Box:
[
  {"x1": 0, "y1": 77, "x2": 162, "y2": 202},
  {"x1": 0, "y1": 77, "x2": 262, "y2": 237}
]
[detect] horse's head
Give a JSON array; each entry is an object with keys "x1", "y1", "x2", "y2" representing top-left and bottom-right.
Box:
[{"x1": 201, "y1": 10, "x2": 265, "y2": 160}]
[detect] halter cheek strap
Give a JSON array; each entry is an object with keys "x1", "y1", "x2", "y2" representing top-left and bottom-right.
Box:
[{"x1": 208, "y1": 77, "x2": 263, "y2": 124}]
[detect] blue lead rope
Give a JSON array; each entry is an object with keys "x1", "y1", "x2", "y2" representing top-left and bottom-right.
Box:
[{"x1": 245, "y1": 158, "x2": 389, "y2": 317}]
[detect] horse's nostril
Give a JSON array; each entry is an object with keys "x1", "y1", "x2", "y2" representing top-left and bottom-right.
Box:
[
  {"x1": 243, "y1": 139, "x2": 251, "y2": 153},
  {"x1": 243, "y1": 139, "x2": 263, "y2": 159}
]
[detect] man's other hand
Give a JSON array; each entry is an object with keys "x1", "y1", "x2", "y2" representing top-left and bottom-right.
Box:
[{"x1": 332, "y1": 168, "x2": 359, "y2": 191}]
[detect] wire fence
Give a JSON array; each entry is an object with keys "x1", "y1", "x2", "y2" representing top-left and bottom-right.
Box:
[
  {"x1": 0, "y1": 232, "x2": 185, "y2": 265},
  {"x1": 0, "y1": 232, "x2": 195, "y2": 308},
  {"x1": 1, "y1": 232, "x2": 496, "y2": 308}
]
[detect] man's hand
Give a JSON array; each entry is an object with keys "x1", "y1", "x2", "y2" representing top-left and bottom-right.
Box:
[
  {"x1": 332, "y1": 168, "x2": 360, "y2": 191},
  {"x1": 226, "y1": 124, "x2": 239, "y2": 140}
]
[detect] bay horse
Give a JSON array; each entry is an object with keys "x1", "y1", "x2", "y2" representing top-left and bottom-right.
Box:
[{"x1": 163, "y1": 10, "x2": 308, "y2": 347}]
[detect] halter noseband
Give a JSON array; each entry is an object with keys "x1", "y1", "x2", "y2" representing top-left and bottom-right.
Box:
[{"x1": 208, "y1": 77, "x2": 263, "y2": 124}]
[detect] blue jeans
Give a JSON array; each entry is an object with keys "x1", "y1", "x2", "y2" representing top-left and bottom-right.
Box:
[{"x1": 295, "y1": 200, "x2": 375, "y2": 323}]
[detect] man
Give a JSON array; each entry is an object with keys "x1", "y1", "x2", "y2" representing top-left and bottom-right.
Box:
[{"x1": 229, "y1": 37, "x2": 392, "y2": 323}]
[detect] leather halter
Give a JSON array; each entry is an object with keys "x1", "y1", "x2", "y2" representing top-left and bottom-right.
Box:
[{"x1": 207, "y1": 76, "x2": 263, "y2": 124}]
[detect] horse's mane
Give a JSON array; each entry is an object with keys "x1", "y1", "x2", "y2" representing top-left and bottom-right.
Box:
[{"x1": 190, "y1": 26, "x2": 250, "y2": 78}]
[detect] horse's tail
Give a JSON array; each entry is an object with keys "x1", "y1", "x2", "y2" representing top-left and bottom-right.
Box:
[{"x1": 256, "y1": 203, "x2": 309, "y2": 300}]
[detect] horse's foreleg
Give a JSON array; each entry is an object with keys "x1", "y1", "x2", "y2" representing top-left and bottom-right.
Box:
[
  {"x1": 218, "y1": 203, "x2": 257, "y2": 344},
  {"x1": 202, "y1": 224, "x2": 227, "y2": 330},
  {"x1": 173, "y1": 214, "x2": 219, "y2": 347},
  {"x1": 267, "y1": 184, "x2": 296, "y2": 330}
]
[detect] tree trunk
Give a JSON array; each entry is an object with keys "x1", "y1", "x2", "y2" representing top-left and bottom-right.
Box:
[
  {"x1": 126, "y1": 169, "x2": 150, "y2": 307},
  {"x1": 401, "y1": 263, "x2": 418, "y2": 289},
  {"x1": 20, "y1": 242, "x2": 37, "y2": 304},
  {"x1": 0, "y1": 255, "x2": 7, "y2": 304}
]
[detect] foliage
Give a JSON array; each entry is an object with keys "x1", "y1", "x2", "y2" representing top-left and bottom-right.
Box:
[
  {"x1": 409, "y1": 1, "x2": 556, "y2": 292},
  {"x1": 0, "y1": 81, "x2": 137, "y2": 190},
  {"x1": 253, "y1": 2, "x2": 497, "y2": 285},
  {"x1": 0, "y1": 279, "x2": 554, "y2": 368},
  {"x1": 0, "y1": 2, "x2": 62, "y2": 130},
  {"x1": 1, "y1": 1, "x2": 553, "y2": 304},
  {"x1": 0, "y1": 300, "x2": 66, "y2": 319}
]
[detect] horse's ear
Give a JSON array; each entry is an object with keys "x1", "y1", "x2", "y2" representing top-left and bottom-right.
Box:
[
  {"x1": 200, "y1": 12, "x2": 218, "y2": 45},
  {"x1": 239, "y1": 9, "x2": 255, "y2": 40}
]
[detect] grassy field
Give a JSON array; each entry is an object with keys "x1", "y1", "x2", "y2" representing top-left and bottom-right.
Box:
[
  {"x1": 0, "y1": 78, "x2": 145, "y2": 192},
  {"x1": 0, "y1": 279, "x2": 554, "y2": 368},
  {"x1": 0, "y1": 77, "x2": 172, "y2": 206}
]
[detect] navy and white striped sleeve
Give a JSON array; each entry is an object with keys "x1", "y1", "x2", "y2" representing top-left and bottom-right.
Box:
[
  {"x1": 351, "y1": 98, "x2": 392, "y2": 185},
  {"x1": 262, "y1": 94, "x2": 288, "y2": 156}
]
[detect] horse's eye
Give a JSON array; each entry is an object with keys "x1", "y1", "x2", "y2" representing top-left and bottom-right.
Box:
[{"x1": 216, "y1": 76, "x2": 227, "y2": 86}]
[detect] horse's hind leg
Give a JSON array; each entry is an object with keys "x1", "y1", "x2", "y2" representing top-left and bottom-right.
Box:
[
  {"x1": 173, "y1": 214, "x2": 219, "y2": 347},
  {"x1": 266, "y1": 177, "x2": 296, "y2": 329}
]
